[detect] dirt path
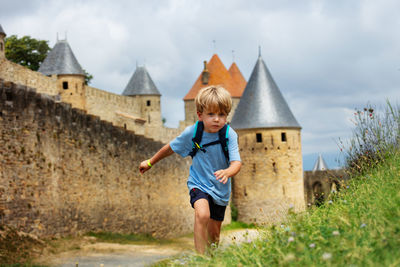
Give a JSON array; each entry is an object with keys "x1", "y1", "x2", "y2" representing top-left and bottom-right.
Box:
[{"x1": 36, "y1": 229, "x2": 261, "y2": 267}]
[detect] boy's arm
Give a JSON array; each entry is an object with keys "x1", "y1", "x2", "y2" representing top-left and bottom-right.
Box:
[
  {"x1": 214, "y1": 160, "x2": 242, "y2": 184},
  {"x1": 139, "y1": 143, "x2": 175, "y2": 174}
]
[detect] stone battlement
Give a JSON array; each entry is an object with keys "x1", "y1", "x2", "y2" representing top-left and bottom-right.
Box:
[{"x1": 0, "y1": 79, "x2": 192, "y2": 238}]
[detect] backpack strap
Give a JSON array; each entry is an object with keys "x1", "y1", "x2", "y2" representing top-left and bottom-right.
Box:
[
  {"x1": 189, "y1": 121, "x2": 205, "y2": 158},
  {"x1": 189, "y1": 121, "x2": 230, "y2": 162},
  {"x1": 218, "y1": 124, "x2": 230, "y2": 162}
]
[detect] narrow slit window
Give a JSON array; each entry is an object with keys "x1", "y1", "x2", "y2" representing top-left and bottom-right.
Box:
[
  {"x1": 256, "y1": 133, "x2": 262, "y2": 143},
  {"x1": 281, "y1": 132, "x2": 287, "y2": 142},
  {"x1": 147, "y1": 100, "x2": 151, "y2": 106},
  {"x1": 63, "y1": 81, "x2": 68, "y2": 90}
]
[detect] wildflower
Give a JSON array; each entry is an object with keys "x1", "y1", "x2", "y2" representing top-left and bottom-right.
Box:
[
  {"x1": 360, "y1": 223, "x2": 367, "y2": 228},
  {"x1": 309, "y1": 243, "x2": 315, "y2": 248},
  {"x1": 343, "y1": 200, "x2": 347, "y2": 203},
  {"x1": 288, "y1": 236, "x2": 295, "y2": 242},
  {"x1": 290, "y1": 232, "x2": 296, "y2": 237},
  {"x1": 332, "y1": 230, "x2": 340, "y2": 236},
  {"x1": 328, "y1": 200, "x2": 333, "y2": 204},
  {"x1": 289, "y1": 203, "x2": 294, "y2": 209},
  {"x1": 322, "y1": 252, "x2": 332, "y2": 260},
  {"x1": 285, "y1": 227, "x2": 290, "y2": 232},
  {"x1": 280, "y1": 224, "x2": 285, "y2": 228}
]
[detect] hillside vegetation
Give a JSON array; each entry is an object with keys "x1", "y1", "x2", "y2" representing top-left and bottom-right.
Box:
[{"x1": 158, "y1": 102, "x2": 400, "y2": 266}]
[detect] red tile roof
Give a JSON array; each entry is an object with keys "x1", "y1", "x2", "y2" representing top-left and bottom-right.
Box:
[
  {"x1": 228, "y1": 62, "x2": 247, "y2": 97},
  {"x1": 184, "y1": 54, "x2": 246, "y2": 100}
]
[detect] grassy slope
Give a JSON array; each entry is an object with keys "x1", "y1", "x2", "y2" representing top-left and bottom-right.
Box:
[{"x1": 166, "y1": 152, "x2": 400, "y2": 266}]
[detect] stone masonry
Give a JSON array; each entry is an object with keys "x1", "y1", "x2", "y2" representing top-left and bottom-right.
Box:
[{"x1": 0, "y1": 80, "x2": 194, "y2": 238}]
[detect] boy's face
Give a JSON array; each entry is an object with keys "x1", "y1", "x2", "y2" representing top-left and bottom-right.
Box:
[{"x1": 197, "y1": 108, "x2": 227, "y2": 133}]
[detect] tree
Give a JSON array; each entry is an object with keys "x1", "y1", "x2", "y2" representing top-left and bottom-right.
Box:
[
  {"x1": 5, "y1": 35, "x2": 93, "y2": 84},
  {"x1": 83, "y1": 69, "x2": 93, "y2": 85},
  {"x1": 5, "y1": 35, "x2": 50, "y2": 71}
]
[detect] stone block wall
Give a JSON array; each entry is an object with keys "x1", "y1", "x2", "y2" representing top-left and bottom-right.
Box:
[
  {"x1": 303, "y1": 170, "x2": 349, "y2": 206},
  {"x1": 0, "y1": 80, "x2": 194, "y2": 238},
  {"x1": 0, "y1": 59, "x2": 58, "y2": 96},
  {"x1": 232, "y1": 128, "x2": 305, "y2": 224}
]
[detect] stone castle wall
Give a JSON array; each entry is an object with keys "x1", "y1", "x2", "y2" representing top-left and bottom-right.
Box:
[
  {"x1": 0, "y1": 59, "x2": 179, "y2": 143},
  {"x1": 303, "y1": 170, "x2": 349, "y2": 206},
  {"x1": 232, "y1": 128, "x2": 305, "y2": 224},
  {"x1": 0, "y1": 58, "x2": 58, "y2": 96},
  {"x1": 0, "y1": 80, "x2": 194, "y2": 238}
]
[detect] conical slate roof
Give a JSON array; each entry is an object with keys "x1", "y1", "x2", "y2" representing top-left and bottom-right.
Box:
[
  {"x1": 228, "y1": 62, "x2": 246, "y2": 97},
  {"x1": 122, "y1": 66, "x2": 161, "y2": 96},
  {"x1": 312, "y1": 154, "x2": 329, "y2": 172},
  {"x1": 184, "y1": 54, "x2": 238, "y2": 100},
  {"x1": 230, "y1": 55, "x2": 300, "y2": 129},
  {"x1": 0, "y1": 24, "x2": 6, "y2": 36},
  {"x1": 38, "y1": 40, "x2": 85, "y2": 76}
]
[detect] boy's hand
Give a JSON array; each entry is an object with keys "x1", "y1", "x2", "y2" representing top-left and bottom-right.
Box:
[
  {"x1": 214, "y1": 161, "x2": 242, "y2": 184},
  {"x1": 214, "y1": 169, "x2": 230, "y2": 184},
  {"x1": 139, "y1": 160, "x2": 151, "y2": 174}
]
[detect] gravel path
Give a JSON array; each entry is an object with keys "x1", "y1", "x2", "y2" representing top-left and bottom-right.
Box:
[{"x1": 42, "y1": 229, "x2": 261, "y2": 267}]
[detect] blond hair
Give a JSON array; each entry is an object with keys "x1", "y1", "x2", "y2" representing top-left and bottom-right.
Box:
[{"x1": 195, "y1": 85, "x2": 232, "y2": 114}]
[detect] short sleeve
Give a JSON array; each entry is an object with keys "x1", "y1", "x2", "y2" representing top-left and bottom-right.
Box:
[
  {"x1": 170, "y1": 125, "x2": 194, "y2": 158},
  {"x1": 228, "y1": 128, "x2": 241, "y2": 162}
]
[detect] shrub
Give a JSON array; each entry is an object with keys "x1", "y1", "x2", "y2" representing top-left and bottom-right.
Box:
[{"x1": 338, "y1": 101, "x2": 400, "y2": 174}]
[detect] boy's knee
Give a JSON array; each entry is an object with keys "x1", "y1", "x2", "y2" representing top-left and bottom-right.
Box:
[{"x1": 195, "y1": 209, "x2": 210, "y2": 224}]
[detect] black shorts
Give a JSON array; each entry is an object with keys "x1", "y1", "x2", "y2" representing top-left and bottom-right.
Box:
[{"x1": 189, "y1": 188, "x2": 227, "y2": 221}]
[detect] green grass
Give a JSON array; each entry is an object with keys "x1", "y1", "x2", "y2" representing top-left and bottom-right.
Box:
[
  {"x1": 222, "y1": 221, "x2": 256, "y2": 231},
  {"x1": 156, "y1": 152, "x2": 400, "y2": 266}
]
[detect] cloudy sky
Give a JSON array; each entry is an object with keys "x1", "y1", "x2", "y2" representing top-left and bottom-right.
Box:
[{"x1": 1, "y1": 0, "x2": 399, "y2": 170}]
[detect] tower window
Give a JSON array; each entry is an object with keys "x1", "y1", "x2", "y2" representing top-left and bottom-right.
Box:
[
  {"x1": 147, "y1": 100, "x2": 151, "y2": 106},
  {"x1": 281, "y1": 132, "x2": 287, "y2": 142},
  {"x1": 256, "y1": 133, "x2": 262, "y2": 143},
  {"x1": 63, "y1": 81, "x2": 68, "y2": 89},
  {"x1": 0, "y1": 42, "x2": 3, "y2": 51}
]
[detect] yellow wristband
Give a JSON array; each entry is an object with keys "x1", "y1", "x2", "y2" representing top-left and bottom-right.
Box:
[{"x1": 147, "y1": 160, "x2": 152, "y2": 167}]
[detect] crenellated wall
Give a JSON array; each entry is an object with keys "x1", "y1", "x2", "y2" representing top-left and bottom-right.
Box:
[
  {"x1": 0, "y1": 58, "x2": 58, "y2": 96},
  {"x1": 0, "y1": 58, "x2": 179, "y2": 143},
  {"x1": 0, "y1": 80, "x2": 194, "y2": 238}
]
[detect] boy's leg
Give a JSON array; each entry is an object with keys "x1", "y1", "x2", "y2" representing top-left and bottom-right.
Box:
[
  {"x1": 207, "y1": 198, "x2": 226, "y2": 247},
  {"x1": 208, "y1": 219, "x2": 222, "y2": 245},
  {"x1": 193, "y1": 198, "x2": 210, "y2": 254}
]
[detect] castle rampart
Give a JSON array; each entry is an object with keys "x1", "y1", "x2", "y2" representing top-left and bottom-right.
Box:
[
  {"x1": 0, "y1": 58, "x2": 58, "y2": 96},
  {"x1": 0, "y1": 80, "x2": 193, "y2": 238},
  {"x1": 0, "y1": 58, "x2": 180, "y2": 143}
]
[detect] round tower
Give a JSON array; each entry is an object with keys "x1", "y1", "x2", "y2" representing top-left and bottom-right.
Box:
[
  {"x1": 230, "y1": 54, "x2": 305, "y2": 224},
  {"x1": 122, "y1": 66, "x2": 162, "y2": 127},
  {"x1": 0, "y1": 25, "x2": 6, "y2": 59},
  {"x1": 38, "y1": 39, "x2": 86, "y2": 109}
]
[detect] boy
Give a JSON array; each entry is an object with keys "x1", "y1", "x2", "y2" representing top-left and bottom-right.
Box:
[{"x1": 139, "y1": 85, "x2": 241, "y2": 254}]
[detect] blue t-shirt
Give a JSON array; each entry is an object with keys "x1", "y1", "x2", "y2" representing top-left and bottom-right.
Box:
[{"x1": 170, "y1": 123, "x2": 241, "y2": 206}]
